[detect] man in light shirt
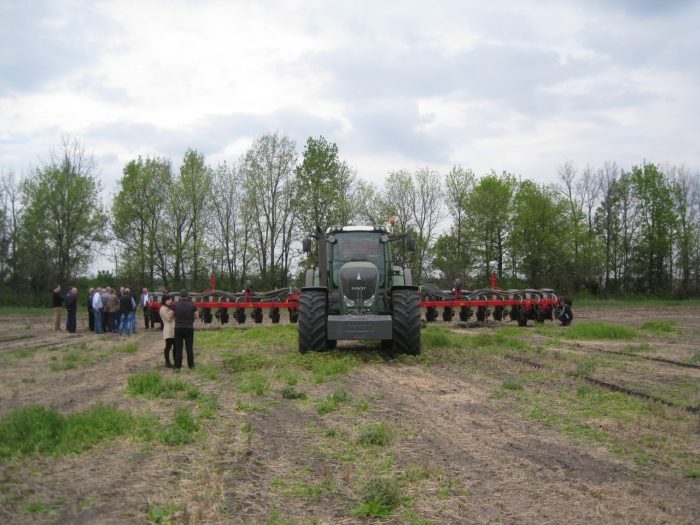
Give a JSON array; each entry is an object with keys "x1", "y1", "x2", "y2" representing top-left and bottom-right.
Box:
[{"x1": 92, "y1": 287, "x2": 104, "y2": 333}]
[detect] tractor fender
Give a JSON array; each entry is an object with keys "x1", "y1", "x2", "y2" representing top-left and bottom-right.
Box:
[
  {"x1": 301, "y1": 286, "x2": 329, "y2": 295},
  {"x1": 390, "y1": 285, "x2": 419, "y2": 293}
]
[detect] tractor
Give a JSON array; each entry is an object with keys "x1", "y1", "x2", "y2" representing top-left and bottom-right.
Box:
[{"x1": 298, "y1": 225, "x2": 421, "y2": 355}]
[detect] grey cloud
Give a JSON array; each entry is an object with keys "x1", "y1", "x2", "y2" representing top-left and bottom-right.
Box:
[{"x1": 0, "y1": 1, "x2": 119, "y2": 95}]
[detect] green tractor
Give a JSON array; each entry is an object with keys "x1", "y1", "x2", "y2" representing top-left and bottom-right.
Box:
[{"x1": 298, "y1": 225, "x2": 421, "y2": 355}]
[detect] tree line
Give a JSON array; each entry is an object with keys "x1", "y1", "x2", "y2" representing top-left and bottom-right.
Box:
[{"x1": 1, "y1": 134, "x2": 699, "y2": 305}]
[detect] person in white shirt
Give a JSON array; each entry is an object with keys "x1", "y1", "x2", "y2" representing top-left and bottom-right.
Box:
[{"x1": 92, "y1": 288, "x2": 104, "y2": 333}]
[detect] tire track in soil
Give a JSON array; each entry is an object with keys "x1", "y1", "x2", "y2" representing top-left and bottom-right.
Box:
[
  {"x1": 346, "y1": 364, "x2": 700, "y2": 525},
  {"x1": 502, "y1": 354, "x2": 700, "y2": 414}
]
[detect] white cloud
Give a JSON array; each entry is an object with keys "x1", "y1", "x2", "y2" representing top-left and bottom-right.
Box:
[{"x1": 1, "y1": 0, "x2": 699, "y2": 191}]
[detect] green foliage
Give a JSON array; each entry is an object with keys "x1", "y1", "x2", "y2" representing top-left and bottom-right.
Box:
[
  {"x1": 563, "y1": 322, "x2": 637, "y2": 340},
  {"x1": 127, "y1": 371, "x2": 188, "y2": 398},
  {"x1": 159, "y1": 406, "x2": 201, "y2": 445},
  {"x1": 317, "y1": 389, "x2": 352, "y2": 415},
  {"x1": 351, "y1": 477, "x2": 401, "y2": 518},
  {"x1": 0, "y1": 404, "x2": 137, "y2": 459},
  {"x1": 357, "y1": 423, "x2": 392, "y2": 446},
  {"x1": 222, "y1": 351, "x2": 274, "y2": 373},
  {"x1": 294, "y1": 135, "x2": 353, "y2": 236},
  {"x1": 17, "y1": 138, "x2": 105, "y2": 288},
  {"x1": 640, "y1": 320, "x2": 676, "y2": 333},
  {"x1": 281, "y1": 387, "x2": 307, "y2": 400},
  {"x1": 146, "y1": 503, "x2": 179, "y2": 524}
]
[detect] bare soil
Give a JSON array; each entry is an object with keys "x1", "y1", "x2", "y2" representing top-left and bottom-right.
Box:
[{"x1": 0, "y1": 306, "x2": 699, "y2": 524}]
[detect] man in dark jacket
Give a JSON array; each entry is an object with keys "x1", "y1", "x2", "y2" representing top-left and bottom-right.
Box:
[
  {"x1": 65, "y1": 287, "x2": 78, "y2": 333},
  {"x1": 173, "y1": 289, "x2": 197, "y2": 370},
  {"x1": 559, "y1": 298, "x2": 573, "y2": 326},
  {"x1": 119, "y1": 289, "x2": 135, "y2": 336}
]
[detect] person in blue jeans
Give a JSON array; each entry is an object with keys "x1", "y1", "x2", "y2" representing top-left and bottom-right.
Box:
[
  {"x1": 119, "y1": 289, "x2": 134, "y2": 336},
  {"x1": 92, "y1": 287, "x2": 104, "y2": 333}
]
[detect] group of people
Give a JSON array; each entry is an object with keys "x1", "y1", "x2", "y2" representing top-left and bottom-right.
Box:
[{"x1": 51, "y1": 285, "x2": 198, "y2": 370}]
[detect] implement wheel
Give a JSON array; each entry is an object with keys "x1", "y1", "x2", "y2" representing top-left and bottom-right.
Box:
[
  {"x1": 298, "y1": 290, "x2": 327, "y2": 354},
  {"x1": 425, "y1": 306, "x2": 437, "y2": 322},
  {"x1": 392, "y1": 289, "x2": 421, "y2": 356},
  {"x1": 253, "y1": 307, "x2": 263, "y2": 324},
  {"x1": 289, "y1": 309, "x2": 298, "y2": 323},
  {"x1": 235, "y1": 308, "x2": 246, "y2": 324},
  {"x1": 270, "y1": 308, "x2": 281, "y2": 324},
  {"x1": 442, "y1": 307, "x2": 453, "y2": 322},
  {"x1": 516, "y1": 306, "x2": 528, "y2": 327}
]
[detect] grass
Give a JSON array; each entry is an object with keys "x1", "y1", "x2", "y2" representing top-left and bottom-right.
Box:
[
  {"x1": 640, "y1": 320, "x2": 677, "y2": 333},
  {"x1": 146, "y1": 503, "x2": 179, "y2": 524},
  {"x1": 563, "y1": 322, "x2": 638, "y2": 340},
  {"x1": 0, "y1": 404, "x2": 140, "y2": 459},
  {"x1": 317, "y1": 388, "x2": 352, "y2": 415},
  {"x1": 357, "y1": 423, "x2": 392, "y2": 446},
  {"x1": 119, "y1": 341, "x2": 139, "y2": 353},
  {"x1": 159, "y1": 405, "x2": 201, "y2": 445},
  {"x1": 351, "y1": 477, "x2": 402, "y2": 518},
  {"x1": 127, "y1": 371, "x2": 189, "y2": 399}
]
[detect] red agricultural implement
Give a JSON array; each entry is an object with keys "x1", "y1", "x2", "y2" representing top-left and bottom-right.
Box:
[{"x1": 147, "y1": 275, "x2": 565, "y2": 328}]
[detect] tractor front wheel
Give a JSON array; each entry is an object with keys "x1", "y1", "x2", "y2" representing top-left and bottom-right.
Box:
[
  {"x1": 298, "y1": 291, "x2": 328, "y2": 354},
  {"x1": 392, "y1": 289, "x2": 421, "y2": 356}
]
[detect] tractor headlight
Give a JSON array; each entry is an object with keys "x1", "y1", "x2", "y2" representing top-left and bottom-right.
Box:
[{"x1": 344, "y1": 295, "x2": 375, "y2": 308}]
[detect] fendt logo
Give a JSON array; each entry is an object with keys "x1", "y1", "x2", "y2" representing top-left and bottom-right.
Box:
[{"x1": 351, "y1": 286, "x2": 366, "y2": 292}]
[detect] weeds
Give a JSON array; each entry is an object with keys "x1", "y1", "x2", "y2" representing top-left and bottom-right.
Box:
[
  {"x1": 357, "y1": 423, "x2": 392, "y2": 446},
  {"x1": 281, "y1": 386, "x2": 307, "y2": 400},
  {"x1": 563, "y1": 322, "x2": 637, "y2": 340},
  {"x1": 317, "y1": 389, "x2": 352, "y2": 415},
  {"x1": 127, "y1": 371, "x2": 188, "y2": 399},
  {"x1": 351, "y1": 477, "x2": 401, "y2": 518},
  {"x1": 0, "y1": 404, "x2": 138, "y2": 459},
  {"x1": 146, "y1": 503, "x2": 179, "y2": 524},
  {"x1": 159, "y1": 406, "x2": 201, "y2": 445}
]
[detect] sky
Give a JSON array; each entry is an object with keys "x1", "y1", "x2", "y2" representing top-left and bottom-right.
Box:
[{"x1": 1, "y1": 0, "x2": 699, "y2": 195}]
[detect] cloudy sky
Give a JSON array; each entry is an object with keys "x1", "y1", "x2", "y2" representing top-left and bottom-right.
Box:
[{"x1": 1, "y1": 0, "x2": 699, "y2": 194}]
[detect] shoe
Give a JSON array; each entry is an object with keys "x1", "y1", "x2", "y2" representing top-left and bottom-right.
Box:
[{"x1": 166, "y1": 363, "x2": 173, "y2": 368}]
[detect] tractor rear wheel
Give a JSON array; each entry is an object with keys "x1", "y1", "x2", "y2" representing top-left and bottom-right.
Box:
[
  {"x1": 298, "y1": 290, "x2": 327, "y2": 354},
  {"x1": 392, "y1": 289, "x2": 421, "y2": 356}
]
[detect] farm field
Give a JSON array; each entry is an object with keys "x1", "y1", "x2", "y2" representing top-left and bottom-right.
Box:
[{"x1": 0, "y1": 304, "x2": 699, "y2": 524}]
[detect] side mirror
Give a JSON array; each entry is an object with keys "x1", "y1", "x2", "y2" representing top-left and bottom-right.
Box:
[
  {"x1": 302, "y1": 237, "x2": 312, "y2": 253},
  {"x1": 407, "y1": 236, "x2": 416, "y2": 252}
]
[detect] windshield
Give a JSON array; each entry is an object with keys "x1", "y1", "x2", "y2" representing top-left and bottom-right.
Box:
[{"x1": 331, "y1": 232, "x2": 385, "y2": 286}]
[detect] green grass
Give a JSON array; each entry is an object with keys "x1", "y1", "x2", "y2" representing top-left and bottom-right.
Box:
[
  {"x1": 127, "y1": 371, "x2": 188, "y2": 399},
  {"x1": 281, "y1": 386, "x2": 307, "y2": 400},
  {"x1": 119, "y1": 341, "x2": 139, "y2": 353},
  {"x1": 159, "y1": 406, "x2": 201, "y2": 445},
  {"x1": 640, "y1": 320, "x2": 677, "y2": 333},
  {"x1": 0, "y1": 404, "x2": 140, "y2": 459},
  {"x1": 317, "y1": 389, "x2": 352, "y2": 415},
  {"x1": 0, "y1": 306, "x2": 52, "y2": 316},
  {"x1": 357, "y1": 423, "x2": 392, "y2": 446},
  {"x1": 351, "y1": 477, "x2": 401, "y2": 518},
  {"x1": 502, "y1": 376, "x2": 524, "y2": 391},
  {"x1": 23, "y1": 497, "x2": 64, "y2": 514},
  {"x1": 146, "y1": 503, "x2": 179, "y2": 524},
  {"x1": 563, "y1": 322, "x2": 637, "y2": 340},
  {"x1": 573, "y1": 298, "x2": 700, "y2": 308}
]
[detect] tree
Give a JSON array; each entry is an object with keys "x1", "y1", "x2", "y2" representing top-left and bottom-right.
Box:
[
  {"x1": 510, "y1": 181, "x2": 568, "y2": 288},
  {"x1": 112, "y1": 156, "x2": 172, "y2": 286},
  {"x1": 178, "y1": 149, "x2": 213, "y2": 288},
  {"x1": 241, "y1": 132, "x2": 297, "y2": 287},
  {"x1": 18, "y1": 137, "x2": 105, "y2": 290},
  {"x1": 294, "y1": 136, "x2": 354, "y2": 235},
  {"x1": 631, "y1": 162, "x2": 676, "y2": 294},
  {"x1": 410, "y1": 168, "x2": 443, "y2": 281},
  {"x1": 467, "y1": 171, "x2": 514, "y2": 283}
]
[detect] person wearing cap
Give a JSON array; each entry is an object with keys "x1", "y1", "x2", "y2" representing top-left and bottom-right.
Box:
[{"x1": 173, "y1": 289, "x2": 197, "y2": 369}]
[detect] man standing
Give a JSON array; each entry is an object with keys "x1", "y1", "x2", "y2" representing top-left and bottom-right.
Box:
[
  {"x1": 139, "y1": 287, "x2": 152, "y2": 329},
  {"x1": 119, "y1": 289, "x2": 134, "y2": 336},
  {"x1": 87, "y1": 288, "x2": 95, "y2": 332},
  {"x1": 65, "y1": 287, "x2": 77, "y2": 334},
  {"x1": 92, "y1": 287, "x2": 104, "y2": 334},
  {"x1": 107, "y1": 288, "x2": 119, "y2": 333},
  {"x1": 52, "y1": 285, "x2": 63, "y2": 331},
  {"x1": 173, "y1": 289, "x2": 197, "y2": 370}
]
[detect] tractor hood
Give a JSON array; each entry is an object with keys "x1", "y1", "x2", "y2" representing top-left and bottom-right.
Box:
[{"x1": 339, "y1": 261, "x2": 379, "y2": 311}]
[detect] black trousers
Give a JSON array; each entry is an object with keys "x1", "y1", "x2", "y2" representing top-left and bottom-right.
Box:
[
  {"x1": 144, "y1": 309, "x2": 153, "y2": 328},
  {"x1": 174, "y1": 327, "x2": 194, "y2": 369},
  {"x1": 66, "y1": 310, "x2": 77, "y2": 333},
  {"x1": 88, "y1": 307, "x2": 94, "y2": 331},
  {"x1": 164, "y1": 338, "x2": 175, "y2": 366}
]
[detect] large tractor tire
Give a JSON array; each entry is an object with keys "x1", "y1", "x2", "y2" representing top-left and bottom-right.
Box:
[
  {"x1": 392, "y1": 289, "x2": 421, "y2": 356},
  {"x1": 298, "y1": 290, "x2": 328, "y2": 354}
]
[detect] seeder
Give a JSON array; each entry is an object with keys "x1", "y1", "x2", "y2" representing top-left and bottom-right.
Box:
[{"x1": 147, "y1": 275, "x2": 564, "y2": 328}]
